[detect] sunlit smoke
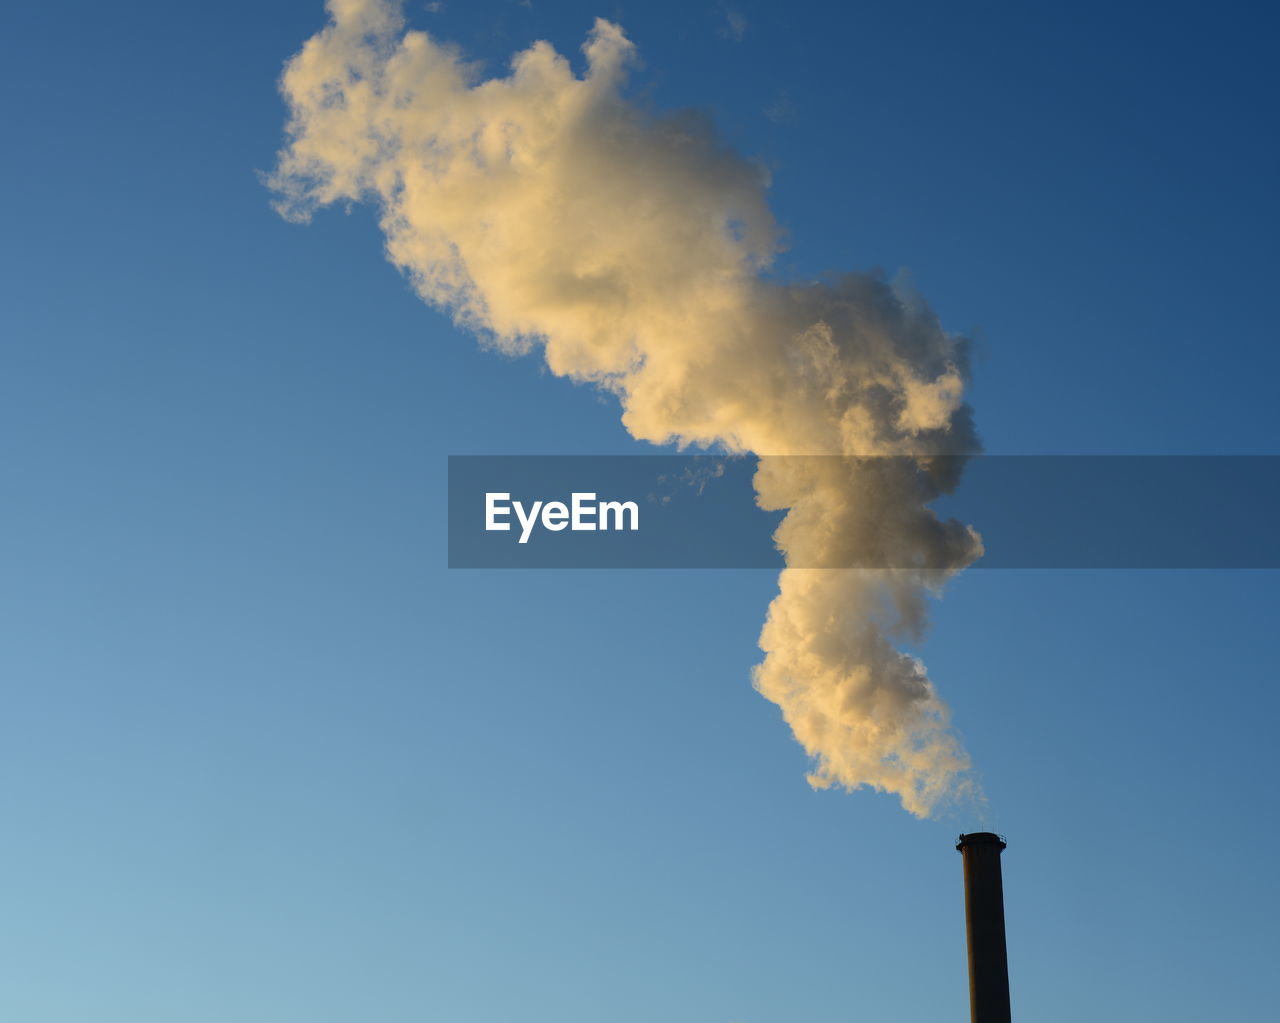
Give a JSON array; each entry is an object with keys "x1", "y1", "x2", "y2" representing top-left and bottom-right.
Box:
[{"x1": 270, "y1": 0, "x2": 983, "y2": 816}]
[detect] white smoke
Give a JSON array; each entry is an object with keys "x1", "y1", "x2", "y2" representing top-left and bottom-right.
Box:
[{"x1": 270, "y1": 0, "x2": 984, "y2": 817}]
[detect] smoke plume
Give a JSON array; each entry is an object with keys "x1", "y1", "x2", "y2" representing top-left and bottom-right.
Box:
[{"x1": 270, "y1": 0, "x2": 984, "y2": 816}]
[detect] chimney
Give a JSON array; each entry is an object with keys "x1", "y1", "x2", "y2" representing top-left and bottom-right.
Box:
[{"x1": 956, "y1": 832, "x2": 1011, "y2": 1023}]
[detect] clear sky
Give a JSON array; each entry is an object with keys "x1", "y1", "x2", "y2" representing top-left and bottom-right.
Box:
[{"x1": 3, "y1": 1, "x2": 1278, "y2": 1021}]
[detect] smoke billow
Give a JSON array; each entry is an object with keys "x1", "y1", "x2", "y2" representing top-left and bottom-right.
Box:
[{"x1": 270, "y1": 0, "x2": 984, "y2": 816}]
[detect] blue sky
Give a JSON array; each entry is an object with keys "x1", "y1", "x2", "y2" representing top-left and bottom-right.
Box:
[{"x1": 3, "y1": 1, "x2": 1279, "y2": 1020}]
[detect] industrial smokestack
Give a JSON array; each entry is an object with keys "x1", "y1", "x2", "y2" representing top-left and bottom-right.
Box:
[{"x1": 957, "y1": 832, "x2": 1011, "y2": 1023}]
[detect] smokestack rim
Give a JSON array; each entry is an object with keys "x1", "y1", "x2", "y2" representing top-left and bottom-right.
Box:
[{"x1": 956, "y1": 831, "x2": 1007, "y2": 852}]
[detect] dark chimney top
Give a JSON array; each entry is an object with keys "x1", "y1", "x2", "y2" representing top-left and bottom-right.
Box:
[{"x1": 957, "y1": 832, "x2": 1011, "y2": 1023}]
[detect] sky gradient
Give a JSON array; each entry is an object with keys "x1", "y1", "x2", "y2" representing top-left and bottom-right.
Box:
[{"x1": 3, "y1": 2, "x2": 1279, "y2": 1021}]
